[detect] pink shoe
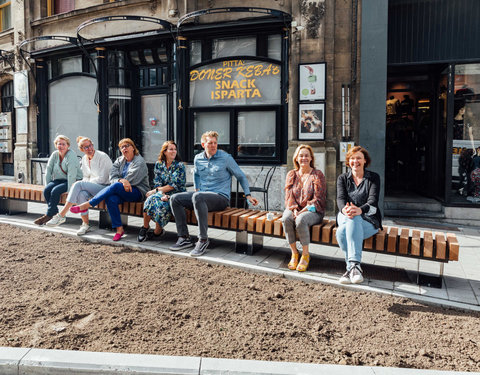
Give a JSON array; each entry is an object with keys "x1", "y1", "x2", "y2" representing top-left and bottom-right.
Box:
[
  {"x1": 70, "y1": 206, "x2": 88, "y2": 214},
  {"x1": 113, "y1": 232, "x2": 124, "y2": 241}
]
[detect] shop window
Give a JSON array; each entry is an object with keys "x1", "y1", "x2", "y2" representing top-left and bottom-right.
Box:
[
  {"x1": 58, "y1": 56, "x2": 82, "y2": 75},
  {"x1": 452, "y1": 63, "x2": 480, "y2": 204},
  {"x1": 47, "y1": 0, "x2": 75, "y2": 16},
  {"x1": 268, "y1": 35, "x2": 281, "y2": 60},
  {"x1": 0, "y1": 0, "x2": 11, "y2": 31},
  {"x1": 212, "y1": 36, "x2": 256, "y2": 59},
  {"x1": 237, "y1": 111, "x2": 276, "y2": 158},
  {"x1": 1, "y1": 80, "x2": 13, "y2": 112},
  {"x1": 190, "y1": 40, "x2": 202, "y2": 66},
  {"x1": 141, "y1": 94, "x2": 168, "y2": 163},
  {"x1": 193, "y1": 112, "x2": 230, "y2": 154}
]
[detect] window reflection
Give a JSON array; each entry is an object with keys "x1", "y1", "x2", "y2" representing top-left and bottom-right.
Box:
[{"x1": 453, "y1": 64, "x2": 480, "y2": 203}]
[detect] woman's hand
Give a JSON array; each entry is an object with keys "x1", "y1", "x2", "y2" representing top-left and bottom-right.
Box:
[
  {"x1": 342, "y1": 202, "x2": 362, "y2": 219},
  {"x1": 145, "y1": 189, "x2": 156, "y2": 197},
  {"x1": 120, "y1": 179, "x2": 132, "y2": 192}
]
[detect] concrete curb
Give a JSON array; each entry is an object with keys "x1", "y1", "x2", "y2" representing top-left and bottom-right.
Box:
[{"x1": 0, "y1": 347, "x2": 477, "y2": 375}]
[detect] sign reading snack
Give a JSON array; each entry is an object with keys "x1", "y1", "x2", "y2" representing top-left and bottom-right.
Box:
[{"x1": 190, "y1": 59, "x2": 281, "y2": 107}]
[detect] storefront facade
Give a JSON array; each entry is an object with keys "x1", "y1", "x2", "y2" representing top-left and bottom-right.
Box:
[{"x1": 10, "y1": 0, "x2": 356, "y2": 214}]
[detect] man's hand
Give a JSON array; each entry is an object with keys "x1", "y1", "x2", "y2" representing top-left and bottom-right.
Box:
[
  {"x1": 247, "y1": 195, "x2": 259, "y2": 206},
  {"x1": 145, "y1": 189, "x2": 155, "y2": 197}
]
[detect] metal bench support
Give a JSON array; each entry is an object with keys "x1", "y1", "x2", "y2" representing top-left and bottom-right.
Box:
[
  {"x1": 0, "y1": 199, "x2": 28, "y2": 215},
  {"x1": 98, "y1": 211, "x2": 128, "y2": 230},
  {"x1": 235, "y1": 231, "x2": 264, "y2": 255}
]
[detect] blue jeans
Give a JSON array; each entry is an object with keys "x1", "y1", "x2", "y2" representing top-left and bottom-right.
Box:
[
  {"x1": 44, "y1": 179, "x2": 67, "y2": 217},
  {"x1": 336, "y1": 212, "x2": 378, "y2": 269},
  {"x1": 89, "y1": 182, "x2": 142, "y2": 229}
]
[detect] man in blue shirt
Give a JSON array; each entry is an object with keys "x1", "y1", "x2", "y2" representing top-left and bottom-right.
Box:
[{"x1": 169, "y1": 131, "x2": 258, "y2": 256}]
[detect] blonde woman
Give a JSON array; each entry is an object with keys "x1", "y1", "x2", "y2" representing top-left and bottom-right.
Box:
[
  {"x1": 70, "y1": 138, "x2": 149, "y2": 241},
  {"x1": 34, "y1": 135, "x2": 82, "y2": 225},
  {"x1": 282, "y1": 144, "x2": 326, "y2": 272},
  {"x1": 46, "y1": 136, "x2": 113, "y2": 235}
]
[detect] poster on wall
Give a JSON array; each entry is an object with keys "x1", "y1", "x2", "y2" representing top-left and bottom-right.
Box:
[
  {"x1": 298, "y1": 103, "x2": 325, "y2": 140},
  {"x1": 298, "y1": 62, "x2": 326, "y2": 101},
  {"x1": 14, "y1": 70, "x2": 29, "y2": 108}
]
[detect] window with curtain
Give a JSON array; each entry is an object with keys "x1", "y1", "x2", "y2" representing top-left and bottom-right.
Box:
[
  {"x1": 47, "y1": 0, "x2": 74, "y2": 16},
  {"x1": 0, "y1": 0, "x2": 11, "y2": 31}
]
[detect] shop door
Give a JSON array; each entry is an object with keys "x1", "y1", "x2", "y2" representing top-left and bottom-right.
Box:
[
  {"x1": 385, "y1": 65, "x2": 446, "y2": 199},
  {"x1": 141, "y1": 94, "x2": 168, "y2": 164}
]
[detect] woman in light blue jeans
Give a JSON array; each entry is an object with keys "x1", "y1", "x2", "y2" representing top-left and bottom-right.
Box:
[{"x1": 336, "y1": 146, "x2": 382, "y2": 285}]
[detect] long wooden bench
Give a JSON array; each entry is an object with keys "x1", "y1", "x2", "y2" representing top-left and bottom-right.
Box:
[{"x1": 0, "y1": 182, "x2": 459, "y2": 286}]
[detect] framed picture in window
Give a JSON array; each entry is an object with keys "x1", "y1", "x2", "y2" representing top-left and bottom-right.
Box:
[
  {"x1": 298, "y1": 62, "x2": 326, "y2": 101},
  {"x1": 298, "y1": 103, "x2": 325, "y2": 140}
]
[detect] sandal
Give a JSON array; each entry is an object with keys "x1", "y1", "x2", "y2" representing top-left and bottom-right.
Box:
[
  {"x1": 288, "y1": 252, "x2": 300, "y2": 270},
  {"x1": 296, "y1": 254, "x2": 310, "y2": 272}
]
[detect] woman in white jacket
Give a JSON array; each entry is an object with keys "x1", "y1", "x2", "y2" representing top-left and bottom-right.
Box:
[{"x1": 46, "y1": 136, "x2": 113, "y2": 235}]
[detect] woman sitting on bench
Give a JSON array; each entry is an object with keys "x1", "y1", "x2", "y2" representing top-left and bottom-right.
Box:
[
  {"x1": 34, "y1": 135, "x2": 82, "y2": 226},
  {"x1": 336, "y1": 145, "x2": 382, "y2": 285},
  {"x1": 137, "y1": 140, "x2": 186, "y2": 242},
  {"x1": 45, "y1": 136, "x2": 112, "y2": 235},
  {"x1": 70, "y1": 138, "x2": 149, "y2": 242},
  {"x1": 282, "y1": 144, "x2": 326, "y2": 272}
]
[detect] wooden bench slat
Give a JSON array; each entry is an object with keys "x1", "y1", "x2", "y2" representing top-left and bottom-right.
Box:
[
  {"x1": 363, "y1": 235, "x2": 374, "y2": 250},
  {"x1": 375, "y1": 227, "x2": 388, "y2": 251},
  {"x1": 321, "y1": 221, "x2": 335, "y2": 243},
  {"x1": 446, "y1": 233, "x2": 459, "y2": 261},
  {"x1": 434, "y1": 232, "x2": 446, "y2": 260},
  {"x1": 214, "y1": 208, "x2": 236, "y2": 227},
  {"x1": 411, "y1": 230, "x2": 421, "y2": 256},
  {"x1": 311, "y1": 222, "x2": 325, "y2": 243},
  {"x1": 255, "y1": 214, "x2": 268, "y2": 233},
  {"x1": 238, "y1": 211, "x2": 259, "y2": 231},
  {"x1": 273, "y1": 218, "x2": 284, "y2": 237},
  {"x1": 247, "y1": 211, "x2": 267, "y2": 232},
  {"x1": 399, "y1": 228, "x2": 409, "y2": 254},
  {"x1": 264, "y1": 214, "x2": 283, "y2": 235},
  {"x1": 387, "y1": 226, "x2": 399, "y2": 253},
  {"x1": 423, "y1": 231, "x2": 433, "y2": 258},
  {"x1": 221, "y1": 208, "x2": 244, "y2": 228},
  {"x1": 229, "y1": 209, "x2": 252, "y2": 229}
]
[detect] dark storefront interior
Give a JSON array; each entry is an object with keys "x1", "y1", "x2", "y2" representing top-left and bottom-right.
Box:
[{"x1": 387, "y1": 0, "x2": 480, "y2": 210}]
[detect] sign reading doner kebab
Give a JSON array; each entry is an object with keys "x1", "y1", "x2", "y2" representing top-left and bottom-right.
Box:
[{"x1": 189, "y1": 59, "x2": 281, "y2": 107}]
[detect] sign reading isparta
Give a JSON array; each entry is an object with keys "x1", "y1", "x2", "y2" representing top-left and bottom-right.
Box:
[{"x1": 189, "y1": 59, "x2": 281, "y2": 107}]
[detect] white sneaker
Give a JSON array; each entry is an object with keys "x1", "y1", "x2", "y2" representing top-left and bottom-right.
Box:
[
  {"x1": 45, "y1": 214, "x2": 66, "y2": 227},
  {"x1": 76, "y1": 223, "x2": 91, "y2": 236},
  {"x1": 339, "y1": 270, "x2": 351, "y2": 284},
  {"x1": 350, "y1": 264, "x2": 364, "y2": 284}
]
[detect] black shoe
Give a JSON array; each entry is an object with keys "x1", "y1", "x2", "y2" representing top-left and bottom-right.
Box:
[
  {"x1": 151, "y1": 229, "x2": 166, "y2": 240},
  {"x1": 138, "y1": 226, "x2": 149, "y2": 242}
]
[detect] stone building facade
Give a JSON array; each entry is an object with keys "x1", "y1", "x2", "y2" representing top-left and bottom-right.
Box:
[{"x1": 3, "y1": 0, "x2": 361, "y2": 216}]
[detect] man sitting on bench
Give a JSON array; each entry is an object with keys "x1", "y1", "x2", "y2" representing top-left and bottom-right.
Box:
[{"x1": 169, "y1": 131, "x2": 258, "y2": 257}]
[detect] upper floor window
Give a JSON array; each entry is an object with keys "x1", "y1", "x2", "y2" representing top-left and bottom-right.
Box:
[
  {"x1": 0, "y1": 0, "x2": 11, "y2": 31},
  {"x1": 47, "y1": 0, "x2": 74, "y2": 16}
]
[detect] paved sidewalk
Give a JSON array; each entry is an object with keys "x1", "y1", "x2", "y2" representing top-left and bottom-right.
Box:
[{"x1": 1, "y1": 202, "x2": 479, "y2": 312}]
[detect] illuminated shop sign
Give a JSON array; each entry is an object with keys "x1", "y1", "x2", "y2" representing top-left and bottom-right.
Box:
[{"x1": 189, "y1": 59, "x2": 281, "y2": 107}]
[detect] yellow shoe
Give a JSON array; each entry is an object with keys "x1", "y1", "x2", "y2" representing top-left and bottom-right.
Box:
[
  {"x1": 296, "y1": 254, "x2": 310, "y2": 272},
  {"x1": 288, "y1": 252, "x2": 300, "y2": 270}
]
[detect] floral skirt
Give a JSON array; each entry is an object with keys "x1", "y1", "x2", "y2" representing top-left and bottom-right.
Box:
[{"x1": 143, "y1": 192, "x2": 172, "y2": 227}]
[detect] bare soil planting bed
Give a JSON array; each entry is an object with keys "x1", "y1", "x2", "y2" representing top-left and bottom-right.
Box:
[{"x1": 0, "y1": 224, "x2": 479, "y2": 372}]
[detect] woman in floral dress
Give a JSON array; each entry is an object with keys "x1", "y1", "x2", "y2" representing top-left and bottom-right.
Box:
[{"x1": 138, "y1": 141, "x2": 186, "y2": 242}]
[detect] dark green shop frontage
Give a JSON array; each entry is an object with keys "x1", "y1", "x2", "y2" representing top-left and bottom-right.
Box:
[
  {"x1": 29, "y1": 11, "x2": 289, "y2": 176},
  {"x1": 362, "y1": 0, "x2": 480, "y2": 217}
]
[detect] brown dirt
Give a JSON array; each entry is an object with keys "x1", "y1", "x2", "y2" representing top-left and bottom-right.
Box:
[{"x1": 0, "y1": 223, "x2": 479, "y2": 371}]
